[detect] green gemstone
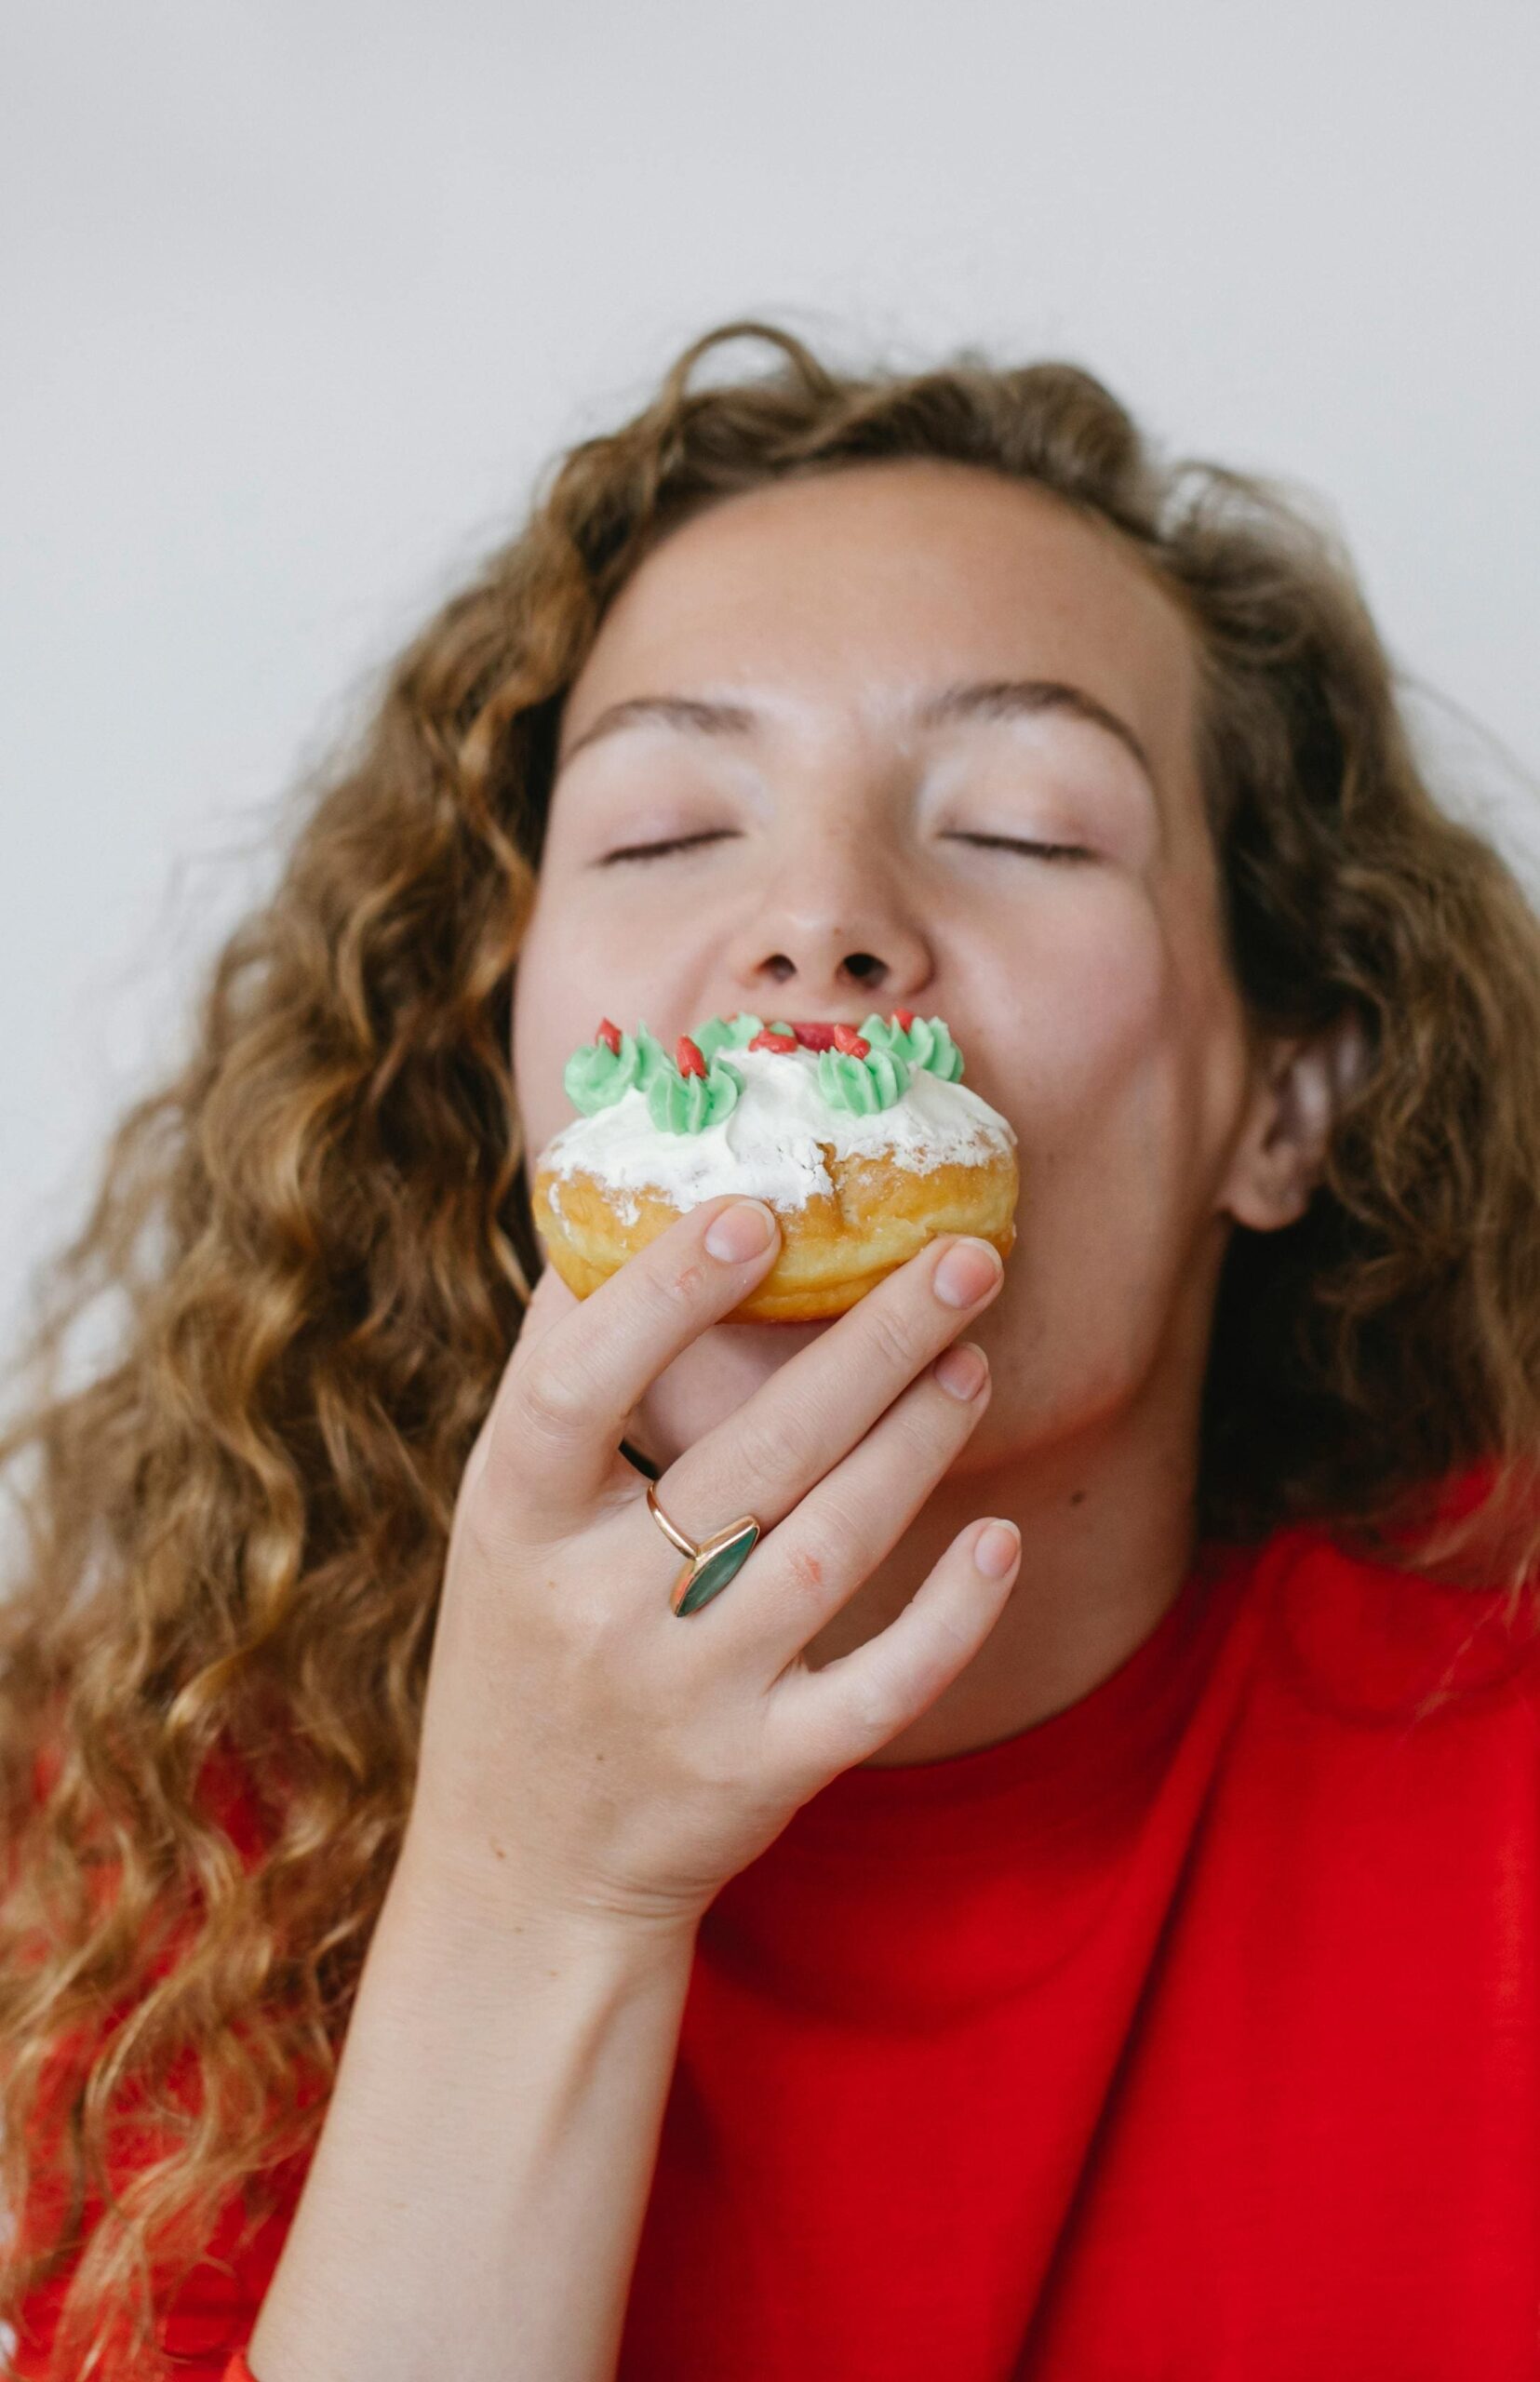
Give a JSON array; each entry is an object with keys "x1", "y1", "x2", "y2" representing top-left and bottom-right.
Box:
[{"x1": 676, "y1": 1522, "x2": 759, "y2": 1615}]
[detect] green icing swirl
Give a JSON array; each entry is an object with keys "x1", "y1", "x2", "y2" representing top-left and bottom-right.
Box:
[
  {"x1": 562, "y1": 1022, "x2": 670, "y2": 1115},
  {"x1": 563, "y1": 1013, "x2": 954, "y2": 1129},
  {"x1": 691, "y1": 1011, "x2": 765, "y2": 1063},
  {"x1": 858, "y1": 1011, "x2": 964, "y2": 1082},
  {"x1": 817, "y1": 1046, "x2": 911, "y2": 1113},
  {"x1": 564, "y1": 1028, "x2": 643, "y2": 1116},
  {"x1": 647, "y1": 1054, "x2": 745, "y2": 1134},
  {"x1": 630, "y1": 1022, "x2": 669, "y2": 1089}
]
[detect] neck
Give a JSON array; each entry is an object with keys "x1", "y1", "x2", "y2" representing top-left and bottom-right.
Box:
[
  {"x1": 633, "y1": 1259, "x2": 1219, "y2": 1768},
  {"x1": 822, "y1": 1379, "x2": 1205, "y2": 1768}
]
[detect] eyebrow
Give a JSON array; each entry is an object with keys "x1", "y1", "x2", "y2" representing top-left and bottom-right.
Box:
[{"x1": 556, "y1": 676, "x2": 1158, "y2": 793}]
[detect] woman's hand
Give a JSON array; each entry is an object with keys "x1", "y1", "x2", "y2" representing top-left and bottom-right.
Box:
[{"x1": 401, "y1": 1194, "x2": 1017, "y2": 1943}]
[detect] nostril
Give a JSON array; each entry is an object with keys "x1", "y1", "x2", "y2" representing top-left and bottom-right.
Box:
[{"x1": 843, "y1": 953, "x2": 885, "y2": 983}]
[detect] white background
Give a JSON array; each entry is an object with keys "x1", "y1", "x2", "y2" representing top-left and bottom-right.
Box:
[{"x1": 3, "y1": 0, "x2": 1537, "y2": 1370}]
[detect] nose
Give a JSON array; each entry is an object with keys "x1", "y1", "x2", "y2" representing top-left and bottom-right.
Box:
[{"x1": 722, "y1": 832, "x2": 933, "y2": 1010}]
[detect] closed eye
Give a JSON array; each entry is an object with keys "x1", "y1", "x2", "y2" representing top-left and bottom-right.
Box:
[
  {"x1": 599, "y1": 830, "x2": 741, "y2": 864},
  {"x1": 598, "y1": 828, "x2": 1091, "y2": 865},
  {"x1": 944, "y1": 833, "x2": 1093, "y2": 861}
]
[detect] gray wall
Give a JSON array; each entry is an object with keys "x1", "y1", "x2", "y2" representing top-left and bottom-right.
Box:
[{"x1": 4, "y1": 0, "x2": 1537, "y2": 1379}]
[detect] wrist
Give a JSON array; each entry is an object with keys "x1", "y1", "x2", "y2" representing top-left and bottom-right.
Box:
[{"x1": 386, "y1": 1820, "x2": 703, "y2": 1981}]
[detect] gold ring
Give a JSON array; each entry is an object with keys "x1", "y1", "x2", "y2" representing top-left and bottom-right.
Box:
[{"x1": 646, "y1": 1478, "x2": 762, "y2": 1617}]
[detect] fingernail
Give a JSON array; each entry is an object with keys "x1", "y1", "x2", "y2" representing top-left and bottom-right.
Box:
[
  {"x1": 703, "y1": 1199, "x2": 778, "y2": 1262},
  {"x1": 973, "y1": 1520, "x2": 1021, "y2": 1579},
  {"x1": 933, "y1": 1342, "x2": 988, "y2": 1401},
  {"x1": 933, "y1": 1238, "x2": 1004, "y2": 1309}
]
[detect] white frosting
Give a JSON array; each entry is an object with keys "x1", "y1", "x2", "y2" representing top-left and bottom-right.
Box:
[{"x1": 533, "y1": 1044, "x2": 1016, "y2": 1216}]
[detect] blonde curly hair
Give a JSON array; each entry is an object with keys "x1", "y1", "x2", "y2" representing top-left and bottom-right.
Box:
[{"x1": 3, "y1": 317, "x2": 1538, "y2": 2376}]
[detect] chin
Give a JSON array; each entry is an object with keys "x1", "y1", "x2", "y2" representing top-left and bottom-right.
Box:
[
  {"x1": 681, "y1": 1312, "x2": 836, "y2": 1384},
  {"x1": 705, "y1": 1314, "x2": 844, "y2": 1382}
]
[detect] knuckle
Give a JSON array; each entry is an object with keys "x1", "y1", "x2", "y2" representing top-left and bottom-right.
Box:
[
  {"x1": 924, "y1": 1606, "x2": 975, "y2": 1666},
  {"x1": 634, "y1": 1251, "x2": 708, "y2": 1332},
  {"x1": 516, "y1": 1351, "x2": 592, "y2": 1443},
  {"x1": 547, "y1": 1586, "x2": 621, "y2": 1668},
  {"x1": 848, "y1": 1670, "x2": 909, "y2": 1743},
  {"x1": 787, "y1": 1492, "x2": 867, "y2": 1597},
  {"x1": 783, "y1": 1541, "x2": 827, "y2": 1596},
  {"x1": 732, "y1": 1397, "x2": 822, "y2": 1492},
  {"x1": 863, "y1": 1295, "x2": 926, "y2": 1378}
]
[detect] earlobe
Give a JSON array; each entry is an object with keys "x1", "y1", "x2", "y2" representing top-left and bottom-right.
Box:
[{"x1": 1219, "y1": 1010, "x2": 1368, "y2": 1234}]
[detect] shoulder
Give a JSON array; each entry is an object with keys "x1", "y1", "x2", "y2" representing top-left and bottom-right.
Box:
[{"x1": 1246, "y1": 1462, "x2": 1540, "y2": 1733}]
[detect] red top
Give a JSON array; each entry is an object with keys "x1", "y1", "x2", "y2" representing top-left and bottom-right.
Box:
[{"x1": 10, "y1": 1504, "x2": 1540, "y2": 2380}]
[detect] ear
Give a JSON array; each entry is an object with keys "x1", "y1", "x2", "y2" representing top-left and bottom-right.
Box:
[{"x1": 1217, "y1": 1009, "x2": 1369, "y2": 1233}]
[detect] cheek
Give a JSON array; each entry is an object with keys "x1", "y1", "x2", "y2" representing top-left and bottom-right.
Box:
[
  {"x1": 1000, "y1": 903, "x2": 1173, "y2": 1142},
  {"x1": 512, "y1": 888, "x2": 691, "y2": 1162},
  {"x1": 994, "y1": 910, "x2": 1231, "y2": 1314},
  {"x1": 963, "y1": 894, "x2": 1250, "y2": 1436},
  {"x1": 511, "y1": 899, "x2": 609, "y2": 1160}
]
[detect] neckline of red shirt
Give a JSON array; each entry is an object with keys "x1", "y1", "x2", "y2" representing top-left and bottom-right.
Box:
[{"x1": 771, "y1": 1532, "x2": 1267, "y2": 1866}]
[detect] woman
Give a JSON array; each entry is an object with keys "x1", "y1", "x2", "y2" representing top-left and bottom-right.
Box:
[{"x1": 2, "y1": 319, "x2": 1538, "y2": 2381}]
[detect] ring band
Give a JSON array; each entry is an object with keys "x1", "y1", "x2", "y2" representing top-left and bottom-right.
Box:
[{"x1": 646, "y1": 1479, "x2": 762, "y2": 1617}]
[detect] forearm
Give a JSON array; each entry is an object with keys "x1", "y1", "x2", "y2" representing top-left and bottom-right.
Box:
[{"x1": 245, "y1": 1839, "x2": 697, "y2": 2382}]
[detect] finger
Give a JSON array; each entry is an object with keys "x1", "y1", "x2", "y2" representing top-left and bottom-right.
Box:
[
  {"x1": 512, "y1": 1256, "x2": 580, "y2": 1369},
  {"x1": 460, "y1": 1266, "x2": 577, "y2": 1506},
  {"x1": 480, "y1": 1195, "x2": 783, "y2": 1527},
  {"x1": 710, "y1": 1339, "x2": 994, "y2": 1663},
  {"x1": 770, "y1": 1515, "x2": 1023, "y2": 1781},
  {"x1": 655, "y1": 1233, "x2": 1004, "y2": 1549}
]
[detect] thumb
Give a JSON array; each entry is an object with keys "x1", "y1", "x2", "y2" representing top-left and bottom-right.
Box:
[
  {"x1": 512, "y1": 1255, "x2": 580, "y2": 1370},
  {"x1": 461, "y1": 1260, "x2": 580, "y2": 1507}
]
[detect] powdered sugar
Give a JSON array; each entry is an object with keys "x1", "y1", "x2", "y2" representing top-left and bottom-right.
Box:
[{"x1": 532, "y1": 1044, "x2": 1015, "y2": 1213}]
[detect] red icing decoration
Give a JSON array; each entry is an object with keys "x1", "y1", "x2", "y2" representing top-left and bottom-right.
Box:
[
  {"x1": 832, "y1": 1024, "x2": 871, "y2": 1058},
  {"x1": 792, "y1": 1022, "x2": 837, "y2": 1051},
  {"x1": 892, "y1": 1008, "x2": 917, "y2": 1032},
  {"x1": 596, "y1": 1017, "x2": 623, "y2": 1055},
  {"x1": 676, "y1": 1034, "x2": 707, "y2": 1078},
  {"x1": 749, "y1": 1028, "x2": 798, "y2": 1052}
]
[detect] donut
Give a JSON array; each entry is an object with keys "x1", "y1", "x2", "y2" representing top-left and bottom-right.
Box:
[{"x1": 529, "y1": 1010, "x2": 1017, "y2": 1323}]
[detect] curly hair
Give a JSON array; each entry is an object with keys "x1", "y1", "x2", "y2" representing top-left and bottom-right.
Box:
[{"x1": 2, "y1": 316, "x2": 1537, "y2": 2375}]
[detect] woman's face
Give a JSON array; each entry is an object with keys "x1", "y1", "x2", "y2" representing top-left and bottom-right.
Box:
[{"x1": 514, "y1": 459, "x2": 1286, "y2": 1479}]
